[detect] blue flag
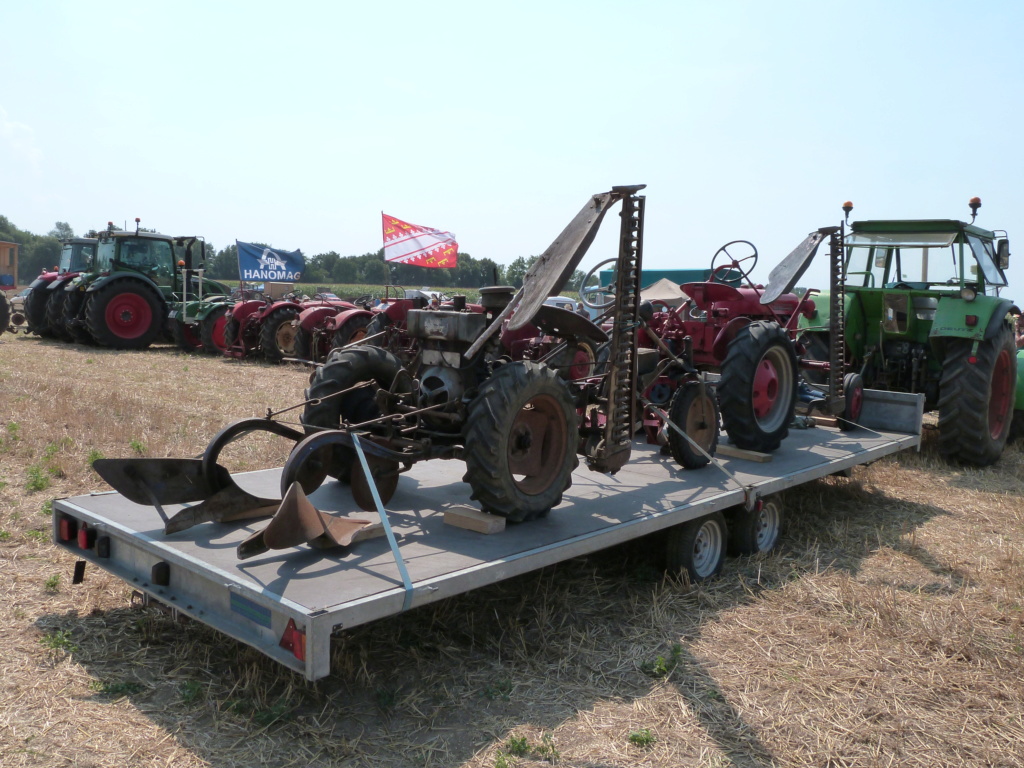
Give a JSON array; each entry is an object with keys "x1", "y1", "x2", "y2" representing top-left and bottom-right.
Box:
[{"x1": 236, "y1": 241, "x2": 305, "y2": 282}]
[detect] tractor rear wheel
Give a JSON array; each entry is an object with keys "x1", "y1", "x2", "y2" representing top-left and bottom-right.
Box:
[
  {"x1": 0, "y1": 292, "x2": 9, "y2": 333},
  {"x1": 718, "y1": 321, "x2": 798, "y2": 453},
  {"x1": 222, "y1": 316, "x2": 240, "y2": 356},
  {"x1": 667, "y1": 381, "x2": 719, "y2": 469},
  {"x1": 86, "y1": 279, "x2": 164, "y2": 350},
  {"x1": 332, "y1": 313, "x2": 372, "y2": 350},
  {"x1": 260, "y1": 306, "x2": 300, "y2": 363},
  {"x1": 937, "y1": 324, "x2": 1016, "y2": 466},
  {"x1": 24, "y1": 287, "x2": 52, "y2": 337},
  {"x1": 63, "y1": 291, "x2": 95, "y2": 344},
  {"x1": 303, "y1": 346, "x2": 407, "y2": 482},
  {"x1": 171, "y1": 320, "x2": 202, "y2": 352},
  {"x1": 45, "y1": 290, "x2": 72, "y2": 341},
  {"x1": 463, "y1": 361, "x2": 579, "y2": 522},
  {"x1": 200, "y1": 305, "x2": 230, "y2": 355}
]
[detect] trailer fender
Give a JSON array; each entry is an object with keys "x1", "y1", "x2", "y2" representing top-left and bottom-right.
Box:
[
  {"x1": 324, "y1": 308, "x2": 373, "y2": 334},
  {"x1": 711, "y1": 316, "x2": 752, "y2": 360},
  {"x1": 298, "y1": 305, "x2": 344, "y2": 333}
]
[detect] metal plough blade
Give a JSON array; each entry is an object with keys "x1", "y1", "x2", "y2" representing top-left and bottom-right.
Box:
[{"x1": 92, "y1": 458, "x2": 220, "y2": 506}]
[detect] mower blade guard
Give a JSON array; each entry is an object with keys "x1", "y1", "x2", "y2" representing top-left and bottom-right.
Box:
[
  {"x1": 164, "y1": 482, "x2": 281, "y2": 535},
  {"x1": 760, "y1": 227, "x2": 836, "y2": 305},
  {"x1": 237, "y1": 482, "x2": 373, "y2": 560},
  {"x1": 92, "y1": 458, "x2": 223, "y2": 506}
]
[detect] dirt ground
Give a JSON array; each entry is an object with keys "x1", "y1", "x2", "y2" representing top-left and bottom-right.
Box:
[{"x1": 1, "y1": 332, "x2": 1023, "y2": 768}]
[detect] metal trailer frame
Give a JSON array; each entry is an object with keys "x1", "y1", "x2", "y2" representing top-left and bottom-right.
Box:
[{"x1": 53, "y1": 390, "x2": 923, "y2": 681}]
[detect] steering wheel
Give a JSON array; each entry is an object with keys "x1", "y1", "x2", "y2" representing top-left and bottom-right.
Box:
[
  {"x1": 579, "y1": 257, "x2": 619, "y2": 309},
  {"x1": 709, "y1": 240, "x2": 758, "y2": 283}
]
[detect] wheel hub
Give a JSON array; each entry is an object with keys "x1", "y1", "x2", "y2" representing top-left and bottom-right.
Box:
[{"x1": 752, "y1": 359, "x2": 780, "y2": 418}]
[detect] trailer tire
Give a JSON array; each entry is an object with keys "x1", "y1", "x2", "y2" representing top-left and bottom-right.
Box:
[
  {"x1": 667, "y1": 381, "x2": 719, "y2": 469},
  {"x1": 937, "y1": 323, "x2": 1016, "y2": 466},
  {"x1": 303, "y1": 346, "x2": 407, "y2": 481},
  {"x1": 727, "y1": 499, "x2": 782, "y2": 556},
  {"x1": 86, "y1": 279, "x2": 164, "y2": 349},
  {"x1": 260, "y1": 306, "x2": 300, "y2": 363},
  {"x1": 200, "y1": 304, "x2": 230, "y2": 355},
  {"x1": 463, "y1": 361, "x2": 579, "y2": 522},
  {"x1": 332, "y1": 313, "x2": 372, "y2": 350},
  {"x1": 45, "y1": 290, "x2": 72, "y2": 341},
  {"x1": 24, "y1": 287, "x2": 52, "y2": 336},
  {"x1": 718, "y1": 321, "x2": 798, "y2": 452},
  {"x1": 666, "y1": 511, "x2": 726, "y2": 582}
]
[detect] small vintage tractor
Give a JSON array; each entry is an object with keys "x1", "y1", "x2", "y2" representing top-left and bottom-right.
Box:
[
  {"x1": 798, "y1": 199, "x2": 1020, "y2": 465},
  {"x1": 63, "y1": 221, "x2": 231, "y2": 350},
  {"x1": 23, "y1": 238, "x2": 97, "y2": 339}
]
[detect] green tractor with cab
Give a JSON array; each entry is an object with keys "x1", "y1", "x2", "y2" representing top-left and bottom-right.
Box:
[
  {"x1": 64, "y1": 220, "x2": 232, "y2": 350},
  {"x1": 800, "y1": 199, "x2": 1020, "y2": 466}
]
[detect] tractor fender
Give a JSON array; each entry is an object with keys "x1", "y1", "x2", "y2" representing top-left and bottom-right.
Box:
[
  {"x1": 711, "y1": 316, "x2": 752, "y2": 360},
  {"x1": 228, "y1": 299, "x2": 267, "y2": 324},
  {"x1": 28, "y1": 274, "x2": 57, "y2": 290},
  {"x1": 188, "y1": 298, "x2": 230, "y2": 322},
  {"x1": 929, "y1": 296, "x2": 1014, "y2": 355},
  {"x1": 85, "y1": 271, "x2": 163, "y2": 297},
  {"x1": 298, "y1": 305, "x2": 344, "y2": 332},
  {"x1": 46, "y1": 274, "x2": 78, "y2": 291},
  {"x1": 323, "y1": 307, "x2": 373, "y2": 333}
]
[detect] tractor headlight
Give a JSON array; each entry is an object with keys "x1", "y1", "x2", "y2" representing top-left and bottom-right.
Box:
[{"x1": 960, "y1": 286, "x2": 977, "y2": 302}]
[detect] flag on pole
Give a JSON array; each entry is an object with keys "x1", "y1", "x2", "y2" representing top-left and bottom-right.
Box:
[
  {"x1": 236, "y1": 241, "x2": 304, "y2": 282},
  {"x1": 382, "y1": 214, "x2": 458, "y2": 269}
]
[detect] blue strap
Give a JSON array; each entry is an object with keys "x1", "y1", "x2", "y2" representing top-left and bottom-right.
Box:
[{"x1": 350, "y1": 434, "x2": 413, "y2": 611}]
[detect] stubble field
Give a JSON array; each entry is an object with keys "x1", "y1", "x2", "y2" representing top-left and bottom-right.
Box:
[{"x1": 1, "y1": 331, "x2": 1023, "y2": 768}]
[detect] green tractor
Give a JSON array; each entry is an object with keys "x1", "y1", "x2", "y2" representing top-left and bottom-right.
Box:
[
  {"x1": 65, "y1": 220, "x2": 231, "y2": 350},
  {"x1": 800, "y1": 199, "x2": 1020, "y2": 466}
]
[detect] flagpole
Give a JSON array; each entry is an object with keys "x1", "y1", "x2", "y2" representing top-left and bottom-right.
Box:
[{"x1": 381, "y1": 210, "x2": 392, "y2": 292}]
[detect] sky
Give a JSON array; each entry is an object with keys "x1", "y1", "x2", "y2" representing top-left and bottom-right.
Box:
[{"x1": 3, "y1": 0, "x2": 1024, "y2": 297}]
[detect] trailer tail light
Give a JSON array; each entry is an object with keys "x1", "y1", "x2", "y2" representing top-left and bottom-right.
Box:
[
  {"x1": 279, "y1": 619, "x2": 306, "y2": 662},
  {"x1": 58, "y1": 516, "x2": 79, "y2": 542},
  {"x1": 77, "y1": 525, "x2": 96, "y2": 550},
  {"x1": 965, "y1": 315, "x2": 978, "y2": 327}
]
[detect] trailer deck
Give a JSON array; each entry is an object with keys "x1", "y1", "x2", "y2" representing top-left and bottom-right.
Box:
[{"x1": 54, "y1": 390, "x2": 923, "y2": 680}]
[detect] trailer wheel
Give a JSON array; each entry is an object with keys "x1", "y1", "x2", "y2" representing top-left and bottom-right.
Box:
[
  {"x1": 86, "y1": 279, "x2": 164, "y2": 349},
  {"x1": 303, "y1": 346, "x2": 407, "y2": 482},
  {"x1": 838, "y1": 373, "x2": 864, "y2": 431},
  {"x1": 718, "y1": 321, "x2": 798, "y2": 452},
  {"x1": 260, "y1": 306, "x2": 300, "y2": 363},
  {"x1": 200, "y1": 304, "x2": 230, "y2": 355},
  {"x1": 172, "y1": 320, "x2": 202, "y2": 352},
  {"x1": 728, "y1": 499, "x2": 782, "y2": 556},
  {"x1": 332, "y1": 313, "x2": 372, "y2": 350},
  {"x1": 667, "y1": 381, "x2": 719, "y2": 469},
  {"x1": 666, "y1": 512, "x2": 727, "y2": 582},
  {"x1": 45, "y1": 290, "x2": 72, "y2": 341},
  {"x1": 63, "y1": 291, "x2": 95, "y2": 345},
  {"x1": 463, "y1": 361, "x2": 579, "y2": 522},
  {"x1": 24, "y1": 287, "x2": 52, "y2": 336},
  {"x1": 937, "y1": 323, "x2": 1016, "y2": 466}
]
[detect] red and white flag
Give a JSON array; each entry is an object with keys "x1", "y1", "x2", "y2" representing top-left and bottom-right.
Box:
[{"x1": 382, "y1": 214, "x2": 458, "y2": 269}]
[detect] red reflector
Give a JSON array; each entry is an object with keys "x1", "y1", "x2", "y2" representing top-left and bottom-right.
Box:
[
  {"x1": 968, "y1": 356, "x2": 978, "y2": 364},
  {"x1": 58, "y1": 517, "x2": 78, "y2": 542},
  {"x1": 77, "y1": 525, "x2": 96, "y2": 549},
  {"x1": 965, "y1": 315, "x2": 978, "y2": 326},
  {"x1": 280, "y1": 618, "x2": 306, "y2": 662}
]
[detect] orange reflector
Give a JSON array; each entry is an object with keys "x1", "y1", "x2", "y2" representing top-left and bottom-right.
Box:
[
  {"x1": 965, "y1": 315, "x2": 978, "y2": 326},
  {"x1": 280, "y1": 619, "x2": 306, "y2": 662}
]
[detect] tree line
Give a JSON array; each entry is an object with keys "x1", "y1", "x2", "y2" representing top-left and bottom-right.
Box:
[{"x1": 1, "y1": 217, "x2": 587, "y2": 292}]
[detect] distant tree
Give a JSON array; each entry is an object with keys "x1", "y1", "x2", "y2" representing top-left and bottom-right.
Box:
[
  {"x1": 207, "y1": 244, "x2": 238, "y2": 280},
  {"x1": 48, "y1": 221, "x2": 75, "y2": 241}
]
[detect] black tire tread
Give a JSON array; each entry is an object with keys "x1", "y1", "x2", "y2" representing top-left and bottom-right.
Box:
[
  {"x1": 260, "y1": 306, "x2": 300, "y2": 363},
  {"x1": 85, "y1": 279, "x2": 164, "y2": 350}
]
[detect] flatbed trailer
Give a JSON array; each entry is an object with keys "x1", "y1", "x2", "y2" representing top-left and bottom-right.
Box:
[{"x1": 53, "y1": 390, "x2": 923, "y2": 681}]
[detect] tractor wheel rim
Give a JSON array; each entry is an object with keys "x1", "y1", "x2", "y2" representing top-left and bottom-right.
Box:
[
  {"x1": 275, "y1": 322, "x2": 297, "y2": 355},
  {"x1": 692, "y1": 519, "x2": 723, "y2": 577},
  {"x1": 507, "y1": 393, "x2": 568, "y2": 495},
  {"x1": 105, "y1": 293, "x2": 152, "y2": 339},
  {"x1": 989, "y1": 348, "x2": 1013, "y2": 439},
  {"x1": 211, "y1": 316, "x2": 229, "y2": 351},
  {"x1": 751, "y1": 346, "x2": 792, "y2": 431},
  {"x1": 685, "y1": 389, "x2": 716, "y2": 452},
  {"x1": 569, "y1": 345, "x2": 595, "y2": 380}
]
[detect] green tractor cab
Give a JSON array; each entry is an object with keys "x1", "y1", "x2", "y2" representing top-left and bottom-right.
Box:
[{"x1": 799, "y1": 200, "x2": 1019, "y2": 466}]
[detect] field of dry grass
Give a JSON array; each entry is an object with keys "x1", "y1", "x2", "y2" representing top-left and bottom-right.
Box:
[{"x1": 1, "y1": 331, "x2": 1023, "y2": 768}]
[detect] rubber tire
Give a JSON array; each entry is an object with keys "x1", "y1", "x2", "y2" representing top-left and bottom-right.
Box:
[
  {"x1": 222, "y1": 316, "x2": 240, "y2": 356},
  {"x1": 171, "y1": 320, "x2": 201, "y2": 352},
  {"x1": 260, "y1": 306, "x2": 300, "y2": 363},
  {"x1": 45, "y1": 290, "x2": 72, "y2": 341},
  {"x1": 667, "y1": 381, "x2": 719, "y2": 469},
  {"x1": 718, "y1": 321, "x2": 798, "y2": 453},
  {"x1": 838, "y1": 372, "x2": 864, "y2": 431},
  {"x1": 24, "y1": 287, "x2": 52, "y2": 337},
  {"x1": 200, "y1": 304, "x2": 230, "y2": 355},
  {"x1": 85, "y1": 279, "x2": 164, "y2": 350},
  {"x1": 800, "y1": 331, "x2": 830, "y2": 386},
  {"x1": 727, "y1": 499, "x2": 783, "y2": 556},
  {"x1": 937, "y1": 324, "x2": 1016, "y2": 466},
  {"x1": 463, "y1": 361, "x2": 579, "y2": 522},
  {"x1": 293, "y1": 326, "x2": 316, "y2": 363},
  {"x1": 331, "y1": 313, "x2": 372, "y2": 350},
  {"x1": 666, "y1": 511, "x2": 727, "y2": 582},
  {"x1": 63, "y1": 291, "x2": 95, "y2": 344},
  {"x1": 0, "y1": 292, "x2": 9, "y2": 334},
  {"x1": 303, "y1": 346, "x2": 406, "y2": 480}
]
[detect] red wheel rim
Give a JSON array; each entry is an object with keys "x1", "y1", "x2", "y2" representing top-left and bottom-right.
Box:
[
  {"x1": 104, "y1": 293, "x2": 152, "y2": 339},
  {"x1": 182, "y1": 323, "x2": 200, "y2": 348},
  {"x1": 989, "y1": 348, "x2": 1013, "y2": 439},
  {"x1": 848, "y1": 383, "x2": 864, "y2": 421},
  {"x1": 752, "y1": 359, "x2": 780, "y2": 419},
  {"x1": 211, "y1": 315, "x2": 229, "y2": 351},
  {"x1": 569, "y1": 345, "x2": 595, "y2": 380}
]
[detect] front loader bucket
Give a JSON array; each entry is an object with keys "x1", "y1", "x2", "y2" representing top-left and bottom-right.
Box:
[
  {"x1": 93, "y1": 458, "x2": 225, "y2": 506},
  {"x1": 237, "y1": 482, "x2": 377, "y2": 560}
]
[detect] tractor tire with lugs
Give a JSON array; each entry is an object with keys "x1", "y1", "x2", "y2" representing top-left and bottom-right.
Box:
[
  {"x1": 200, "y1": 304, "x2": 230, "y2": 355},
  {"x1": 171, "y1": 320, "x2": 202, "y2": 352},
  {"x1": 63, "y1": 291, "x2": 95, "y2": 345},
  {"x1": 24, "y1": 287, "x2": 52, "y2": 337},
  {"x1": 45, "y1": 290, "x2": 73, "y2": 341},
  {"x1": 937, "y1": 323, "x2": 1016, "y2": 466},
  {"x1": 462, "y1": 361, "x2": 579, "y2": 522},
  {"x1": 717, "y1": 320, "x2": 798, "y2": 453},
  {"x1": 260, "y1": 306, "x2": 300, "y2": 363},
  {"x1": 85, "y1": 279, "x2": 164, "y2": 350},
  {"x1": 331, "y1": 313, "x2": 372, "y2": 350}
]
